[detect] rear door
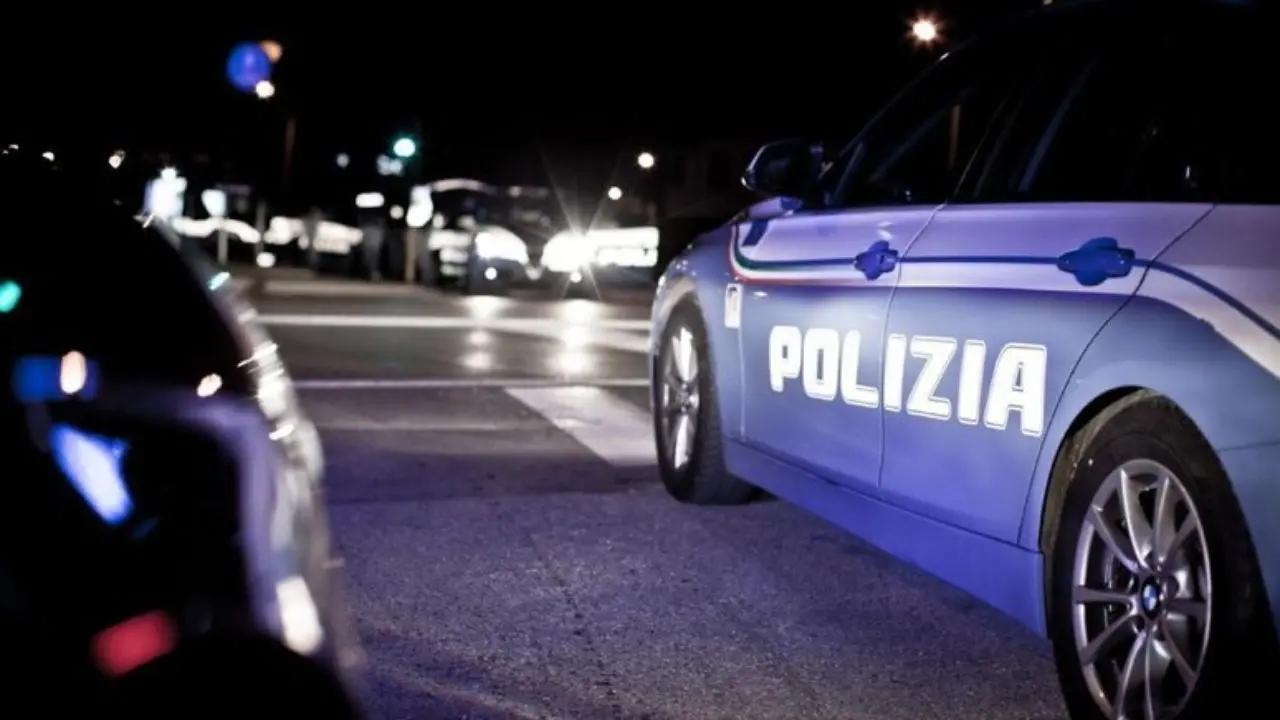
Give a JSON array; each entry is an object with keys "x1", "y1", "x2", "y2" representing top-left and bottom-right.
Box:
[{"x1": 877, "y1": 12, "x2": 1216, "y2": 542}]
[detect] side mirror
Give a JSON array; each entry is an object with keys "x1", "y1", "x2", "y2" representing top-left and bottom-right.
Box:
[{"x1": 741, "y1": 139, "x2": 823, "y2": 198}]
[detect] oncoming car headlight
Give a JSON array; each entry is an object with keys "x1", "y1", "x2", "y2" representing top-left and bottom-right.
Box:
[{"x1": 542, "y1": 232, "x2": 595, "y2": 273}]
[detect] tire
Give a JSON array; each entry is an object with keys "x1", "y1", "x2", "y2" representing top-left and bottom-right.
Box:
[
  {"x1": 652, "y1": 301, "x2": 756, "y2": 505},
  {"x1": 1047, "y1": 390, "x2": 1278, "y2": 720}
]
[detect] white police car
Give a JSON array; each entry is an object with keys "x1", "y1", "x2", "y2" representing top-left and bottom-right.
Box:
[{"x1": 650, "y1": 2, "x2": 1279, "y2": 718}]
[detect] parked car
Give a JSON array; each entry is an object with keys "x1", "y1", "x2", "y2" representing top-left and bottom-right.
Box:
[
  {"x1": 649, "y1": 2, "x2": 1279, "y2": 718},
  {"x1": 0, "y1": 151, "x2": 363, "y2": 717}
]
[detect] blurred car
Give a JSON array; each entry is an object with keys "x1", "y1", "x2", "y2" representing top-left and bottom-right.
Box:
[
  {"x1": 416, "y1": 180, "x2": 570, "y2": 295},
  {"x1": 425, "y1": 215, "x2": 530, "y2": 295},
  {"x1": 650, "y1": 2, "x2": 1279, "y2": 719},
  {"x1": 541, "y1": 226, "x2": 660, "y2": 293},
  {"x1": 0, "y1": 153, "x2": 363, "y2": 716}
]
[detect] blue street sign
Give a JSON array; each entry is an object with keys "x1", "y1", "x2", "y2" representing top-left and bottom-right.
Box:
[{"x1": 226, "y1": 42, "x2": 272, "y2": 93}]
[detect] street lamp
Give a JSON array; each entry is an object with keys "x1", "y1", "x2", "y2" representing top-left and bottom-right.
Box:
[
  {"x1": 637, "y1": 151, "x2": 655, "y2": 170},
  {"x1": 254, "y1": 80, "x2": 276, "y2": 99},
  {"x1": 911, "y1": 16, "x2": 940, "y2": 43},
  {"x1": 607, "y1": 186, "x2": 622, "y2": 201}
]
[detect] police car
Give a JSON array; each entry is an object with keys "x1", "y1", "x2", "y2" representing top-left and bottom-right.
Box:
[{"x1": 649, "y1": 2, "x2": 1278, "y2": 718}]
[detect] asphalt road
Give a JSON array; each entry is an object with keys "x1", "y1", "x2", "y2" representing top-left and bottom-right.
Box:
[{"x1": 249, "y1": 276, "x2": 1069, "y2": 720}]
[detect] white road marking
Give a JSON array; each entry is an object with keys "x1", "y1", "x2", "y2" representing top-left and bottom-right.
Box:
[
  {"x1": 262, "y1": 280, "x2": 426, "y2": 297},
  {"x1": 257, "y1": 313, "x2": 652, "y2": 332},
  {"x1": 504, "y1": 386, "x2": 656, "y2": 467},
  {"x1": 313, "y1": 418, "x2": 552, "y2": 432},
  {"x1": 294, "y1": 377, "x2": 649, "y2": 390},
  {"x1": 495, "y1": 325, "x2": 651, "y2": 354}
]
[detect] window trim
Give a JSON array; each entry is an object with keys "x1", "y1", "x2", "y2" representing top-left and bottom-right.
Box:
[{"x1": 823, "y1": 23, "x2": 1050, "y2": 210}]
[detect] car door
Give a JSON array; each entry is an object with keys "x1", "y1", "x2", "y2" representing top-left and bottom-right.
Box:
[
  {"x1": 738, "y1": 41, "x2": 1028, "y2": 495},
  {"x1": 877, "y1": 14, "x2": 1216, "y2": 542}
]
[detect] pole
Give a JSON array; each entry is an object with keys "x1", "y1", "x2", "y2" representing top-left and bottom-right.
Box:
[
  {"x1": 282, "y1": 115, "x2": 297, "y2": 193},
  {"x1": 255, "y1": 199, "x2": 267, "y2": 261},
  {"x1": 403, "y1": 116, "x2": 424, "y2": 284},
  {"x1": 216, "y1": 228, "x2": 229, "y2": 265},
  {"x1": 404, "y1": 228, "x2": 417, "y2": 284}
]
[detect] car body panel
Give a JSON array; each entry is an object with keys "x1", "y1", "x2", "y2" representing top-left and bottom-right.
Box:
[
  {"x1": 656, "y1": 222, "x2": 1048, "y2": 634},
  {"x1": 723, "y1": 438, "x2": 1048, "y2": 634},
  {"x1": 1216, "y1": 441, "x2": 1280, "y2": 637},
  {"x1": 651, "y1": 225, "x2": 745, "y2": 437},
  {"x1": 732, "y1": 207, "x2": 938, "y2": 494},
  {"x1": 653, "y1": 196, "x2": 1280, "y2": 640},
  {"x1": 1015, "y1": 203, "x2": 1280, "y2": 635},
  {"x1": 879, "y1": 202, "x2": 1211, "y2": 542}
]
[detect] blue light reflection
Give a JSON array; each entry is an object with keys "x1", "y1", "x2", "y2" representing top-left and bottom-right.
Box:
[{"x1": 50, "y1": 424, "x2": 133, "y2": 526}]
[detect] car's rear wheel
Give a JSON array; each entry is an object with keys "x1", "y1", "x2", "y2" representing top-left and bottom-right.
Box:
[
  {"x1": 653, "y1": 301, "x2": 755, "y2": 505},
  {"x1": 1048, "y1": 391, "x2": 1277, "y2": 720}
]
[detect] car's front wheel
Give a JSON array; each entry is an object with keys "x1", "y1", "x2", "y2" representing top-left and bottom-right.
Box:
[
  {"x1": 653, "y1": 301, "x2": 755, "y2": 505},
  {"x1": 1048, "y1": 391, "x2": 1277, "y2": 720}
]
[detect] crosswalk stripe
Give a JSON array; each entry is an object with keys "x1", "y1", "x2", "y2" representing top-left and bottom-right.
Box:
[
  {"x1": 261, "y1": 280, "x2": 424, "y2": 297},
  {"x1": 294, "y1": 377, "x2": 649, "y2": 390},
  {"x1": 313, "y1": 418, "x2": 553, "y2": 432},
  {"x1": 493, "y1": 325, "x2": 650, "y2": 354},
  {"x1": 505, "y1": 385, "x2": 656, "y2": 467},
  {"x1": 257, "y1": 313, "x2": 651, "y2": 331}
]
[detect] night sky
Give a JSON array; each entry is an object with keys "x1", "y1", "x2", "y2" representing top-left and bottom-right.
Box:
[{"x1": 2, "y1": 2, "x2": 1040, "y2": 203}]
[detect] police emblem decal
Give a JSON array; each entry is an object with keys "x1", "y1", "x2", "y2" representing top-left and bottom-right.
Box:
[{"x1": 725, "y1": 284, "x2": 743, "y2": 329}]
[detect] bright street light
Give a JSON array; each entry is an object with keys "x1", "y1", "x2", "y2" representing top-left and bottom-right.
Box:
[
  {"x1": 392, "y1": 137, "x2": 417, "y2": 159},
  {"x1": 260, "y1": 40, "x2": 283, "y2": 63},
  {"x1": 607, "y1": 186, "x2": 622, "y2": 201},
  {"x1": 911, "y1": 16, "x2": 939, "y2": 43},
  {"x1": 254, "y1": 80, "x2": 276, "y2": 99},
  {"x1": 108, "y1": 151, "x2": 125, "y2": 169},
  {"x1": 637, "y1": 151, "x2": 655, "y2": 169}
]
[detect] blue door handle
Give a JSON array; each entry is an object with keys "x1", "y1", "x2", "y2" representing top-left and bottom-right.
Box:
[
  {"x1": 1056, "y1": 236, "x2": 1136, "y2": 287},
  {"x1": 854, "y1": 240, "x2": 899, "y2": 281}
]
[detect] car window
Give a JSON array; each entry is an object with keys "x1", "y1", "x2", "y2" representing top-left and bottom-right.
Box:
[
  {"x1": 956, "y1": 45, "x2": 1093, "y2": 202},
  {"x1": 1187, "y1": 12, "x2": 1280, "y2": 204},
  {"x1": 1015, "y1": 49, "x2": 1183, "y2": 202},
  {"x1": 827, "y1": 31, "x2": 1036, "y2": 209},
  {"x1": 975, "y1": 6, "x2": 1278, "y2": 204}
]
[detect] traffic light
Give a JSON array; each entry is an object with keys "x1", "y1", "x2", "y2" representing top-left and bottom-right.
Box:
[
  {"x1": 0, "y1": 279, "x2": 21, "y2": 313},
  {"x1": 392, "y1": 136, "x2": 417, "y2": 160}
]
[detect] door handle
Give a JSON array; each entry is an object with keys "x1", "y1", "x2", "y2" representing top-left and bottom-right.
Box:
[
  {"x1": 1056, "y1": 237, "x2": 1135, "y2": 287},
  {"x1": 854, "y1": 240, "x2": 899, "y2": 281}
]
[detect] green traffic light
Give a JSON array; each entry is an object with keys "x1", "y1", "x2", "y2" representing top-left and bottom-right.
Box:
[
  {"x1": 392, "y1": 137, "x2": 417, "y2": 159},
  {"x1": 0, "y1": 279, "x2": 20, "y2": 313}
]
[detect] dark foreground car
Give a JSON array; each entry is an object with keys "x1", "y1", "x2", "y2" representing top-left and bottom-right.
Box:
[{"x1": 0, "y1": 153, "x2": 363, "y2": 717}]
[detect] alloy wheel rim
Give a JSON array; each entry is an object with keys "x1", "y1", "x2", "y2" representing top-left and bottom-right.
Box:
[
  {"x1": 1070, "y1": 458, "x2": 1212, "y2": 720},
  {"x1": 659, "y1": 326, "x2": 700, "y2": 471}
]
